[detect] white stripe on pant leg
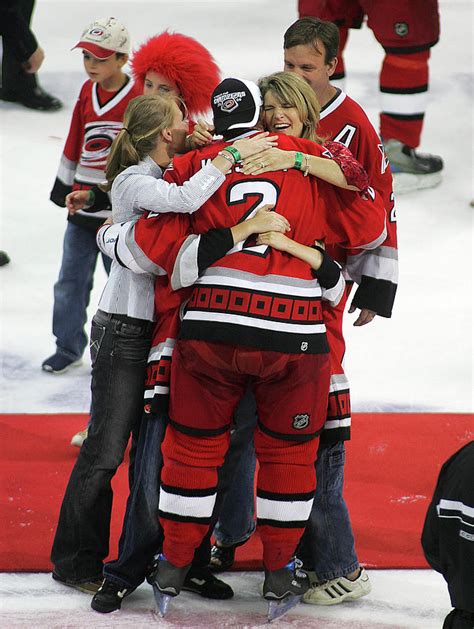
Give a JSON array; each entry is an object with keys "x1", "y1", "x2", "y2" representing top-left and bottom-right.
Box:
[
  {"x1": 159, "y1": 488, "x2": 216, "y2": 518},
  {"x1": 256, "y1": 496, "x2": 314, "y2": 522},
  {"x1": 381, "y1": 91, "x2": 428, "y2": 116}
]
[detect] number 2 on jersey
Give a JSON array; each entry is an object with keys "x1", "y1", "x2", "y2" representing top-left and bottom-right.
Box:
[{"x1": 226, "y1": 180, "x2": 280, "y2": 256}]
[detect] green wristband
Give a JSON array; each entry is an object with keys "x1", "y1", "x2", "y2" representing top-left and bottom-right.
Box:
[
  {"x1": 87, "y1": 189, "x2": 96, "y2": 206},
  {"x1": 294, "y1": 151, "x2": 303, "y2": 170},
  {"x1": 222, "y1": 146, "x2": 241, "y2": 163}
]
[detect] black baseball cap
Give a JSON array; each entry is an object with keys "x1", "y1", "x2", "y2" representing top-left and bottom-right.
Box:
[{"x1": 212, "y1": 78, "x2": 262, "y2": 136}]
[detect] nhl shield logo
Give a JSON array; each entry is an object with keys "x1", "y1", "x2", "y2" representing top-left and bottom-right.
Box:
[
  {"x1": 394, "y1": 22, "x2": 409, "y2": 37},
  {"x1": 293, "y1": 413, "x2": 310, "y2": 430}
]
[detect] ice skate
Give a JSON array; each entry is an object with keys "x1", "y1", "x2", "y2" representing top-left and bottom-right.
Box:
[
  {"x1": 303, "y1": 568, "x2": 371, "y2": 605},
  {"x1": 149, "y1": 554, "x2": 191, "y2": 617},
  {"x1": 385, "y1": 139, "x2": 443, "y2": 194},
  {"x1": 263, "y1": 557, "x2": 309, "y2": 622}
]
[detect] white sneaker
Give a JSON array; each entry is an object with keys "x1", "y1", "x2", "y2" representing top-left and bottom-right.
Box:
[
  {"x1": 303, "y1": 568, "x2": 371, "y2": 606},
  {"x1": 71, "y1": 428, "x2": 88, "y2": 448}
]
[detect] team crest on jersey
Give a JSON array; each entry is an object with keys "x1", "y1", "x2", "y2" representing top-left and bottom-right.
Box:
[
  {"x1": 394, "y1": 22, "x2": 409, "y2": 37},
  {"x1": 213, "y1": 90, "x2": 245, "y2": 114},
  {"x1": 81, "y1": 121, "x2": 122, "y2": 168},
  {"x1": 293, "y1": 413, "x2": 310, "y2": 430}
]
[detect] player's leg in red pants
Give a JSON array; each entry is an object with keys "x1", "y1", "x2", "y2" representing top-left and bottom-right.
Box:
[
  {"x1": 159, "y1": 340, "x2": 330, "y2": 571},
  {"x1": 297, "y1": 0, "x2": 360, "y2": 86},
  {"x1": 361, "y1": 0, "x2": 440, "y2": 149},
  {"x1": 252, "y1": 350, "x2": 331, "y2": 570},
  {"x1": 379, "y1": 50, "x2": 430, "y2": 149}
]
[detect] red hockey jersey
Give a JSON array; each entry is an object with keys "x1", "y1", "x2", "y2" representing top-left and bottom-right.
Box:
[
  {"x1": 319, "y1": 89, "x2": 398, "y2": 317},
  {"x1": 50, "y1": 77, "x2": 141, "y2": 230},
  {"x1": 163, "y1": 133, "x2": 386, "y2": 355}
]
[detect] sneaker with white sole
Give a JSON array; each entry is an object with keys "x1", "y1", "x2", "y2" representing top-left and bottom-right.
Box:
[
  {"x1": 303, "y1": 568, "x2": 371, "y2": 605},
  {"x1": 71, "y1": 428, "x2": 88, "y2": 447}
]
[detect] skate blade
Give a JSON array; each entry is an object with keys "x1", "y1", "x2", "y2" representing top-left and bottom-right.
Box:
[
  {"x1": 152, "y1": 584, "x2": 173, "y2": 617},
  {"x1": 392, "y1": 171, "x2": 442, "y2": 194},
  {"x1": 267, "y1": 594, "x2": 303, "y2": 622}
]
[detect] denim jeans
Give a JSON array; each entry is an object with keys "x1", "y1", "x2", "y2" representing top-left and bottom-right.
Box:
[
  {"x1": 213, "y1": 388, "x2": 257, "y2": 546},
  {"x1": 214, "y1": 399, "x2": 359, "y2": 580},
  {"x1": 52, "y1": 222, "x2": 111, "y2": 361},
  {"x1": 104, "y1": 413, "x2": 166, "y2": 589},
  {"x1": 298, "y1": 441, "x2": 359, "y2": 581},
  {"x1": 51, "y1": 309, "x2": 152, "y2": 582}
]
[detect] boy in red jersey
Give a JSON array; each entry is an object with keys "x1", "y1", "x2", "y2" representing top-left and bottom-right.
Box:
[{"x1": 43, "y1": 17, "x2": 141, "y2": 375}]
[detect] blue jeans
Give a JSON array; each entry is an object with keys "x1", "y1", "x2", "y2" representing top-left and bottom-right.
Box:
[
  {"x1": 104, "y1": 413, "x2": 166, "y2": 589},
  {"x1": 52, "y1": 221, "x2": 111, "y2": 361},
  {"x1": 51, "y1": 310, "x2": 152, "y2": 581},
  {"x1": 213, "y1": 388, "x2": 257, "y2": 546},
  {"x1": 299, "y1": 441, "x2": 359, "y2": 581}
]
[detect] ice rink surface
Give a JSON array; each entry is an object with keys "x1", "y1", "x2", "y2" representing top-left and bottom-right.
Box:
[{"x1": 0, "y1": 0, "x2": 472, "y2": 626}]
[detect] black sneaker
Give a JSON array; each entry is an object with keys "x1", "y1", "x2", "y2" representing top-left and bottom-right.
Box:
[
  {"x1": 42, "y1": 353, "x2": 82, "y2": 374},
  {"x1": 209, "y1": 543, "x2": 237, "y2": 572},
  {"x1": 0, "y1": 251, "x2": 10, "y2": 267},
  {"x1": 182, "y1": 566, "x2": 234, "y2": 600},
  {"x1": 91, "y1": 578, "x2": 136, "y2": 613},
  {"x1": 52, "y1": 571, "x2": 103, "y2": 594},
  {"x1": 1, "y1": 86, "x2": 62, "y2": 111}
]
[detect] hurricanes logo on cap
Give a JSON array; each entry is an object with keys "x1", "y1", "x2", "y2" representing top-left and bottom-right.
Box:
[
  {"x1": 89, "y1": 28, "x2": 105, "y2": 37},
  {"x1": 214, "y1": 90, "x2": 246, "y2": 114}
]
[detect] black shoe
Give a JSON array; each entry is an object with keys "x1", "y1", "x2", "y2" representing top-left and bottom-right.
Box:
[
  {"x1": 91, "y1": 578, "x2": 136, "y2": 613},
  {"x1": 182, "y1": 566, "x2": 234, "y2": 600},
  {"x1": 209, "y1": 543, "x2": 237, "y2": 572},
  {"x1": 1, "y1": 86, "x2": 62, "y2": 111},
  {"x1": 0, "y1": 251, "x2": 10, "y2": 267},
  {"x1": 52, "y1": 571, "x2": 103, "y2": 594}
]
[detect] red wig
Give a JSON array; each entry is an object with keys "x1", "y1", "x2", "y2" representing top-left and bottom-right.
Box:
[{"x1": 130, "y1": 31, "x2": 221, "y2": 117}]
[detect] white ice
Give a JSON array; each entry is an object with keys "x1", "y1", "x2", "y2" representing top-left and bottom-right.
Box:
[
  {"x1": 0, "y1": 0, "x2": 472, "y2": 626},
  {"x1": 0, "y1": 570, "x2": 451, "y2": 628}
]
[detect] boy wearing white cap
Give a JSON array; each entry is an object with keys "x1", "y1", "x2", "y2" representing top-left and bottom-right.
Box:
[{"x1": 43, "y1": 18, "x2": 141, "y2": 376}]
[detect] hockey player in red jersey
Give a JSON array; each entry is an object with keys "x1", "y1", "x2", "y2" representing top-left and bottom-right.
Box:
[
  {"x1": 149, "y1": 77, "x2": 386, "y2": 619},
  {"x1": 298, "y1": 2, "x2": 443, "y2": 193},
  {"x1": 281, "y1": 17, "x2": 397, "y2": 605}
]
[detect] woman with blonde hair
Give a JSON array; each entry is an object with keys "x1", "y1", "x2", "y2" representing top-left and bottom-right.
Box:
[{"x1": 243, "y1": 71, "x2": 368, "y2": 190}]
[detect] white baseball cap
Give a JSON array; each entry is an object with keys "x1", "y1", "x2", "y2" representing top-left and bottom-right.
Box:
[{"x1": 73, "y1": 17, "x2": 130, "y2": 59}]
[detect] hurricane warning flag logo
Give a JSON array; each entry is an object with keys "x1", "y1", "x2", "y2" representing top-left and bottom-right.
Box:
[{"x1": 213, "y1": 90, "x2": 245, "y2": 114}]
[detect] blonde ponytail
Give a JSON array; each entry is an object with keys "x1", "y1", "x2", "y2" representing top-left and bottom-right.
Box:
[{"x1": 103, "y1": 94, "x2": 177, "y2": 191}]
